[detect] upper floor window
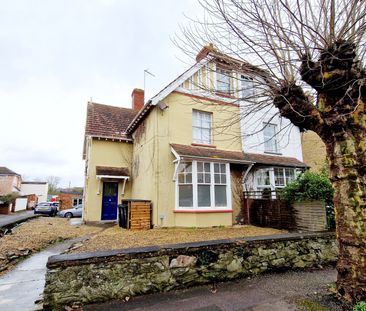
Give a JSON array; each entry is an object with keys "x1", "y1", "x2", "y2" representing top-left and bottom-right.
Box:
[
  {"x1": 263, "y1": 123, "x2": 279, "y2": 153},
  {"x1": 193, "y1": 110, "x2": 212, "y2": 145},
  {"x1": 216, "y1": 68, "x2": 231, "y2": 93},
  {"x1": 241, "y1": 75, "x2": 255, "y2": 99}
]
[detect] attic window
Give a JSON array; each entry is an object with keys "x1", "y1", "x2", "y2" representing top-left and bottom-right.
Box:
[
  {"x1": 216, "y1": 68, "x2": 231, "y2": 93},
  {"x1": 241, "y1": 75, "x2": 255, "y2": 99}
]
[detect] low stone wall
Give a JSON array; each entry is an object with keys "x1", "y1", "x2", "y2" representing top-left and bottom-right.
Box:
[{"x1": 44, "y1": 232, "x2": 337, "y2": 310}]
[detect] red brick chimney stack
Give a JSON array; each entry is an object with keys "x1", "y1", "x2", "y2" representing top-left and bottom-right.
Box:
[
  {"x1": 131, "y1": 88, "x2": 144, "y2": 110},
  {"x1": 196, "y1": 43, "x2": 216, "y2": 62}
]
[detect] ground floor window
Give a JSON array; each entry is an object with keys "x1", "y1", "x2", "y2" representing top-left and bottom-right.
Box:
[
  {"x1": 176, "y1": 161, "x2": 231, "y2": 210},
  {"x1": 252, "y1": 167, "x2": 300, "y2": 199},
  {"x1": 72, "y1": 198, "x2": 83, "y2": 207}
]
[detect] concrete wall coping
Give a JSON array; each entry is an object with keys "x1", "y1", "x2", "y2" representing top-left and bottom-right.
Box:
[{"x1": 47, "y1": 231, "x2": 335, "y2": 268}]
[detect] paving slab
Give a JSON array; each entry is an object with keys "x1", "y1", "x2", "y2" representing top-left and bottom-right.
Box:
[
  {"x1": 0, "y1": 211, "x2": 38, "y2": 228},
  {"x1": 0, "y1": 239, "x2": 80, "y2": 311}
]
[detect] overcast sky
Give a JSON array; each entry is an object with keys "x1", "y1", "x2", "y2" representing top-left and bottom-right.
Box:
[{"x1": 0, "y1": 0, "x2": 202, "y2": 187}]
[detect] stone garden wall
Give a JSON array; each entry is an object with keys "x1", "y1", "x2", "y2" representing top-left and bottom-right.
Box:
[{"x1": 43, "y1": 232, "x2": 337, "y2": 310}]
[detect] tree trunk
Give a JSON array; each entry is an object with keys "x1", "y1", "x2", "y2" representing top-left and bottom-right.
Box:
[{"x1": 326, "y1": 133, "x2": 366, "y2": 302}]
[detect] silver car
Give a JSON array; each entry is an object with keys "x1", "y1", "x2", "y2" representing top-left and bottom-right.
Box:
[{"x1": 58, "y1": 204, "x2": 83, "y2": 218}]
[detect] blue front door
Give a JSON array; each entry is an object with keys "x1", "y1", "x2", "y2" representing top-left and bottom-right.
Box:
[{"x1": 101, "y1": 182, "x2": 118, "y2": 220}]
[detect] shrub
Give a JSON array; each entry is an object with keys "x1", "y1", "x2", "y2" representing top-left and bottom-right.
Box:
[
  {"x1": 281, "y1": 171, "x2": 333, "y2": 203},
  {"x1": 354, "y1": 302, "x2": 366, "y2": 311},
  {"x1": 0, "y1": 192, "x2": 19, "y2": 204}
]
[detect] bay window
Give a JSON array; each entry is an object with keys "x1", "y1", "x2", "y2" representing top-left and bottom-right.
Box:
[
  {"x1": 274, "y1": 167, "x2": 296, "y2": 188},
  {"x1": 255, "y1": 167, "x2": 297, "y2": 191},
  {"x1": 177, "y1": 161, "x2": 231, "y2": 210},
  {"x1": 178, "y1": 163, "x2": 193, "y2": 207}
]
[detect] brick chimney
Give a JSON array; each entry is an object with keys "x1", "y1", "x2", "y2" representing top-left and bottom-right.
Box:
[
  {"x1": 131, "y1": 88, "x2": 144, "y2": 110},
  {"x1": 196, "y1": 43, "x2": 216, "y2": 62}
]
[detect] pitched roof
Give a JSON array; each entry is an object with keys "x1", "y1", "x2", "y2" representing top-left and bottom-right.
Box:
[
  {"x1": 170, "y1": 144, "x2": 307, "y2": 167},
  {"x1": 0, "y1": 167, "x2": 20, "y2": 176},
  {"x1": 171, "y1": 144, "x2": 253, "y2": 164},
  {"x1": 85, "y1": 102, "x2": 138, "y2": 140},
  {"x1": 96, "y1": 166, "x2": 130, "y2": 177},
  {"x1": 245, "y1": 152, "x2": 308, "y2": 168},
  {"x1": 126, "y1": 58, "x2": 211, "y2": 134}
]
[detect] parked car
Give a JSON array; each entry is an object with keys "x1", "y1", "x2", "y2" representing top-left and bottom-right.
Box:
[
  {"x1": 58, "y1": 204, "x2": 83, "y2": 218},
  {"x1": 34, "y1": 202, "x2": 58, "y2": 216}
]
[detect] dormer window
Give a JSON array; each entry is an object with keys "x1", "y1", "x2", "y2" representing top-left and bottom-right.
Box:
[
  {"x1": 216, "y1": 68, "x2": 231, "y2": 93},
  {"x1": 241, "y1": 75, "x2": 255, "y2": 99}
]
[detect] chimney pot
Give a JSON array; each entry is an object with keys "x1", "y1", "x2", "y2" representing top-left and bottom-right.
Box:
[{"x1": 131, "y1": 88, "x2": 144, "y2": 110}]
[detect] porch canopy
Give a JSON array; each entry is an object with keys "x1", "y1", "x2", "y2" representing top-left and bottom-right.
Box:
[{"x1": 95, "y1": 166, "x2": 130, "y2": 195}]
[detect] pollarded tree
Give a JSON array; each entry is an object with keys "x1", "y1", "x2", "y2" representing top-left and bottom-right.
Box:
[{"x1": 178, "y1": 0, "x2": 366, "y2": 303}]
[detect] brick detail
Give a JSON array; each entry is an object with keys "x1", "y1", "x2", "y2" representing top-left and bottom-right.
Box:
[
  {"x1": 301, "y1": 131, "x2": 327, "y2": 172},
  {"x1": 131, "y1": 88, "x2": 144, "y2": 111}
]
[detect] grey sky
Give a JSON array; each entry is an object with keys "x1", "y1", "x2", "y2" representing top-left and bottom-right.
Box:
[{"x1": 0, "y1": 0, "x2": 202, "y2": 187}]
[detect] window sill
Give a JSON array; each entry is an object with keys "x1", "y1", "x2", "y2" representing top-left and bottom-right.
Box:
[
  {"x1": 191, "y1": 143, "x2": 216, "y2": 148},
  {"x1": 263, "y1": 151, "x2": 282, "y2": 156},
  {"x1": 174, "y1": 209, "x2": 233, "y2": 213}
]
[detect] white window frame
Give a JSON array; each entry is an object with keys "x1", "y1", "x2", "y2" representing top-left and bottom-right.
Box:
[
  {"x1": 72, "y1": 198, "x2": 83, "y2": 207},
  {"x1": 192, "y1": 110, "x2": 212, "y2": 145},
  {"x1": 216, "y1": 68, "x2": 231, "y2": 93},
  {"x1": 241, "y1": 75, "x2": 255, "y2": 99},
  {"x1": 175, "y1": 161, "x2": 232, "y2": 211},
  {"x1": 254, "y1": 167, "x2": 297, "y2": 191},
  {"x1": 263, "y1": 123, "x2": 279, "y2": 154}
]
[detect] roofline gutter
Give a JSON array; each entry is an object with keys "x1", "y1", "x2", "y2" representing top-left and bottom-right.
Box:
[
  {"x1": 126, "y1": 100, "x2": 153, "y2": 134},
  {"x1": 179, "y1": 155, "x2": 254, "y2": 165}
]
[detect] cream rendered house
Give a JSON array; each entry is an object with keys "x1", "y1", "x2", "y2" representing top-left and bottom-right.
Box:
[{"x1": 83, "y1": 46, "x2": 307, "y2": 227}]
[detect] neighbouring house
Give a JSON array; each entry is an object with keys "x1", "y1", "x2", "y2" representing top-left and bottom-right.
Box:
[
  {"x1": 0, "y1": 167, "x2": 21, "y2": 195},
  {"x1": 58, "y1": 191, "x2": 83, "y2": 210},
  {"x1": 21, "y1": 181, "x2": 49, "y2": 203},
  {"x1": 301, "y1": 130, "x2": 327, "y2": 172},
  {"x1": 83, "y1": 45, "x2": 307, "y2": 227}
]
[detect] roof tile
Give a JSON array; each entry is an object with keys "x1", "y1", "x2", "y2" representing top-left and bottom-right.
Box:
[
  {"x1": 0, "y1": 167, "x2": 20, "y2": 175},
  {"x1": 170, "y1": 144, "x2": 307, "y2": 167},
  {"x1": 85, "y1": 102, "x2": 138, "y2": 140}
]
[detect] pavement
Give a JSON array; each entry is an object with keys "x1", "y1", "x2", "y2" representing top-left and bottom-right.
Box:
[
  {"x1": 0, "y1": 210, "x2": 38, "y2": 228},
  {"x1": 85, "y1": 267, "x2": 339, "y2": 311},
  {"x1": 0, "y1": 238, "x2": 83, "y2": 311}
]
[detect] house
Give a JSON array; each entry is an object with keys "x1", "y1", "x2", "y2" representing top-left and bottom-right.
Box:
[
  {"x1": 0, "y1": 167, "x2": 21, "y2": 195},
  {"x1": 57, "y1": 191, "x2": 83, "y2": 210},
  {"x1": 21, "y1": 181, "x2": 48, "y2": 203},
  {"x1": 83, "y1": 45, "x2": 307, "y2": 227},
  {"x1": 301, "y1": 130, "x2": 327, "y2": 172}
]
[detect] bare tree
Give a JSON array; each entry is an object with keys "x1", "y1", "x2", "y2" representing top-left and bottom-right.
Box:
[
  {"x1": 47, "y1": 176, "x2": 61, "y2": 194},
  {"x1": 177, "y1": 0, "x2": 366, "y2": 302}
]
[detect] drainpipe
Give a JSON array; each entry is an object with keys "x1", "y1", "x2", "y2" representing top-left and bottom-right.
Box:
[{"x1": 242, "y1": 163, "x2": 253, "y2": 225}]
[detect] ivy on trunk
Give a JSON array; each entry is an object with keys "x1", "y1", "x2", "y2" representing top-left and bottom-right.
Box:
[{"x1": 274, "y1": 40, "x2": 366, "y2": 302}]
